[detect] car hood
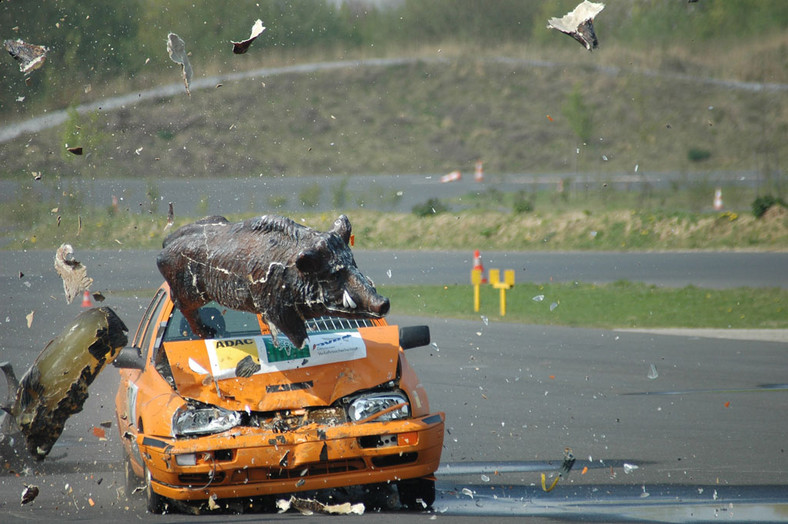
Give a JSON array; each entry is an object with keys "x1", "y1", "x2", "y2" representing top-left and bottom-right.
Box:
[{"x1": 163, "y1": 326, "x2": 400, "y2": 412}]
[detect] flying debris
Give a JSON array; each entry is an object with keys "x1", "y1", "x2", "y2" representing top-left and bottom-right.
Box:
[
  {"x1": 20, "y1": 484, "x2": 39, "y2": 505},
  {"x1": 164, "y1": 201, "x2": 174, "y2": 231},
  {"x1": 4, "y1": 39, "x2": 48, "y2": 74},
  {"x1": 54, "y1": 244, "x2": 93, "y2": 304},
  {"x1": 1, "y1": 307, "x2": 127, "y2": 460},
  {"x1": 547, "y1": 1, "x2": 605, "y2": 51},
  {"x1": 232, "y1": 19, "x2": 266, "y2": 54},
  {"x1": 166, "y1": 33, "x2": 192, "y2": 95},
  {"x1": 541, "y1": 447, "x2": 576, "y2": 492},
  {"x1": 276, "y1": 495, "x2": 364, "y2": 515}
]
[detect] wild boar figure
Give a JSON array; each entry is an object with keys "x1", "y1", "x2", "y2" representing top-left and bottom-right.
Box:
[{"x1": 157, "y1": 214, "x2": 389, "y2": 348}]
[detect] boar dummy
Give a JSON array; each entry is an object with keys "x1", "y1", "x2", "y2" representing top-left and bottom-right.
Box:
[{"x1": 157, "y1": 214, "x2": 389, "y2": 348}]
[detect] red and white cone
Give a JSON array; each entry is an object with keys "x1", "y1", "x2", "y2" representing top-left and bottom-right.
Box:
[
  {"x1": 713, "y1": 188, "x2": 723, "y2": 210},
  {"x1": 81, "y1": 290, "x2": 92, "y2": 308},
  {"x1": 472, "y1": 249, "x2": 487, "y2": 283}
]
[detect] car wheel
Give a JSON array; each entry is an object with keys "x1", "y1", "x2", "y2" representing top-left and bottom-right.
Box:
[
  {"x1": 397, "y1": 477, "x2": 435, "y2": 510},
  {"x1": 123, "y1": 452, "x2": 143, "y2": 499},
  {"x1": 144, "y1": 464, "x2": 167, "y2": 514}
]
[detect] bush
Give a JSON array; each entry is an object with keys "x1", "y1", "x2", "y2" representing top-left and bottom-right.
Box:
[
  {"x1": 687, "y1": 148, "x2": 711, "y2": 162},
  {"x1": 512, "y1": 190, "x2": 534, "y2": 214},
  {"x1": 752, "y1": 195, "x2": 786, "y2": 218},
  {"x1": 412, "y1": 198, "x2": 448, "y2": 217}
]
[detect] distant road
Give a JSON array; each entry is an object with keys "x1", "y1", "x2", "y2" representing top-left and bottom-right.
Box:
[{"x1": 2, "y1": 56, "x2": 786, "y2": 145}]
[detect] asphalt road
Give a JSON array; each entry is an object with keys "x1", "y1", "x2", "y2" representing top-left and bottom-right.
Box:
[{"x1": 1, "y1": 250, "x2": 786, "y2": 522}]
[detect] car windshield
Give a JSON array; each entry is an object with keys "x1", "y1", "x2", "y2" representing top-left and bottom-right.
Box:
[{"x1": 162, "y1": 302, "x2": 376, "y2": 342}]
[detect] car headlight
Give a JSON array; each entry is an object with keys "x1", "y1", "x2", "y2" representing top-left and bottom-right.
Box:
[
  {"x1": 172, "y1": 402, "x2": 241, "y2": 437},
  {"x1": 347, "y1": 392, "x2": 410, "y2": 423}
]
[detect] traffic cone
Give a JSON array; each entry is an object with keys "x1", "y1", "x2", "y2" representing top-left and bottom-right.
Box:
[
  {"x1": 472, "y1": 249, "x2": 487, "y2": 283},
  {"x1": 713, "y1": 188, "x2": 723, "y2": 210},
  {"x1": 81, "y1": 290, "x2": 92, "y2": 308}
]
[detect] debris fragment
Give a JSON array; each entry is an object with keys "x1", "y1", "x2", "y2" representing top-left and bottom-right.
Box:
[
  {"x1": 276, "y1": 495, "x2": 364, "y2": 515},
  {"x1": 232, "y1": 19, "x2": 266, "y2": 54},
  {"x1": 623, "y1": 462, "x2": 639, "y2": 474},
  {"x1": 164, "y1": 202, "x2": 174, "y2": 232},
  {"x1": 21, "y1": 484, "x2": 39, "y2": 505},
  {"x1": 26, "y1": 311, "x2": 34, "y2": 328},
  {"x1": 235, "y1": 354, "x2": 261, "y2": 378},
  {"x1": 92, "y1": 426, "x2": 106, "y2": 439},
  {"x1": 532, "y1": 294, "x2": 545, "y2": 302},
  {"x1": 92, "y1": 291, "x2": 106, "y2": 302},
  {"x1": 4, "y1": 39, "x2": 48, "y2": 74},
  {"x1": 647, "y1": 363, "x2": 659, "y2": 380},
  {"x1": 166, "y1": 33, "x2": 192, "y2": 95},
  {"x1": 541, "y1": 447, "x2": 576, "y2": 492},
  {"x1": 1, "y1": 307, "x2": 128, "y2": 459},
  {"x1": 66, "y1": 146, "x2": 83, "y2": 155},
  {"x1": 547, "y1": 1, "x2": 605, "y2": 51},
  {"x1": 54, "y1": 244, "x2": 93, "y2": 304}
]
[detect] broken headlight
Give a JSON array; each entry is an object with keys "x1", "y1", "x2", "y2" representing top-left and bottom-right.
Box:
[
  {"x1": 347, "y1": 391, "x2": 410, "y2": 423},
  {"x1": 172, "y1": 402, "x2": 241, "y2": 437}
]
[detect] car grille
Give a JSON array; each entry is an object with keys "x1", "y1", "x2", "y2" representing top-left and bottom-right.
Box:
[
  {"x1": 246, "y1": 406, "x2": 347, "y2": 432},
  {"x1": 305, "y1": 316, "x2": 375, "y2": 332},
  {"x1": 228, "y1": 458, "x2": 367, "y2": 484}
]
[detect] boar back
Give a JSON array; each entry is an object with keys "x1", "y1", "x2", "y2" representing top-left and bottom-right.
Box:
[{"x1": 156, "y1": 214, "x2": 389, "y2": 348}]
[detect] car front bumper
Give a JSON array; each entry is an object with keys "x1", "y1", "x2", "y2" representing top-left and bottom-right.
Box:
[{"x1": 139, "y1": 412, "x2": 444, "y2": 501}]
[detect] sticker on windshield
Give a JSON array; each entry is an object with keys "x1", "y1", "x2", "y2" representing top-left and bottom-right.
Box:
[{"x1": 205, "y1": 332, "x2": 366, "y2": 379}]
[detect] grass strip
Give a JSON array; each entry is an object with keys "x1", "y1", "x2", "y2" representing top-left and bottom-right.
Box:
[{"x1": 380, "y1": 281, "x2": 787, "y2": 330}]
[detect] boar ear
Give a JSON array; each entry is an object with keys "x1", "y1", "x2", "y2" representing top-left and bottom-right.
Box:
[
  {"x1": 331, "y1": 215, "x2": 352, "y2": 245},
  {"x1": 295, "y1": 249, "x2": 322, "y2": 274}
]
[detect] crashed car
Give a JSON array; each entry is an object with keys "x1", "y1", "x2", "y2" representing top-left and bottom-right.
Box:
[{"x1": 114, "y1": 283, "x2": 444, "y2": 513}]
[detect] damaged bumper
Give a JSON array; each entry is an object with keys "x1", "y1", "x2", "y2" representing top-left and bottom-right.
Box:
[{"x1": 139, "y1": 412, "x2": 444, "y2": 501}]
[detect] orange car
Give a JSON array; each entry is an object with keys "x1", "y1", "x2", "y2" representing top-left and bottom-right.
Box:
[{"x1": 114, "y1": 283, "x2": 444, "y2": 513}]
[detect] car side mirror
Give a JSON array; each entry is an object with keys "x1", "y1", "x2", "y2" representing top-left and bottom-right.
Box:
[
  {"x1": 399, "y1": 325, "x2": 430, "y2": 350},
  {"x1": 113, "y1": 346, "x2": 146, "y2": 370}
]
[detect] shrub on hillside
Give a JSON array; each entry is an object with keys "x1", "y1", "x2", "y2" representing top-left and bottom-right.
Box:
[{"x1": 752, "y1": 195, "x2": 786, "y2": 219}]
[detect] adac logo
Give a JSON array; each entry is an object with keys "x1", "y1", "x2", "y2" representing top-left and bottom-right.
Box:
[{"x1": 214, "y1": 339, "x2": 254, "y2": 348}]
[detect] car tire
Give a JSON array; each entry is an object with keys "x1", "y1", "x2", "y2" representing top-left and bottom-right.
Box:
[
  {"x1": 123, "y1": 452, "x2": 143, "y2": 499},
  {"x1": 144, "y1": 464, "x2": 167, "y2": 514},
  {"x1": 396, "y1": 477, "x2": 435, "y2": 510}
]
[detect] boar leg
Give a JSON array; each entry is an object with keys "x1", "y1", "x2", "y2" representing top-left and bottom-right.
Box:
[
  {"x1": 181, "y1": 307, "x2": 216, "y2": 339},
  {"x1": 267, "y1": 309, "x2": 309, "y2": 349}
]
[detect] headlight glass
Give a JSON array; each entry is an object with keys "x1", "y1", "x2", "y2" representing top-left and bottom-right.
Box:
[
  {"x1": 347, "y1": 392, "x2": 410, "y2": 423},
  {"x1": 172, "y1": 403, "x2": 241, "y2": 437}
]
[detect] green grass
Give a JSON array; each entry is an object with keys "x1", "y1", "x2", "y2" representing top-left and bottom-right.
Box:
[
  {"x1": 4, "y1": 187, "x2": 786, "y2": 251},
  {"x1": 380, "y1": 282, "x2": 787, "y2": 329}
]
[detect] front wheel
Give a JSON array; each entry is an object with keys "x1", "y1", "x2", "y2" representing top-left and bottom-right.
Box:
[
  {"x1": 144, "y1": 464, "x2": 167, "y2": 514},
  {"x1": 397, "y1": 477, "x2": 435, "y2": 510},
  {"x1": 123, "y1": 453, "x2": 144, "y2": 499}
]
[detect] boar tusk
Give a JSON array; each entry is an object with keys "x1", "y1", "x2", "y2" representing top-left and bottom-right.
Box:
[{"x1": 342, "y1": 290, "x2": 357, "y2": 310}]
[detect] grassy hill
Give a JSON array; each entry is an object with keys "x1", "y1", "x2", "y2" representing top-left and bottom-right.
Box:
[{"x1": 1, "y1": 36, "x2": 786, "y2": 182}]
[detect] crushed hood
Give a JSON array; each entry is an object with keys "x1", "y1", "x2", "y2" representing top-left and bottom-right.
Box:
[{"x1": 164, "y1": 326, "x2": 400, "y2": 412}]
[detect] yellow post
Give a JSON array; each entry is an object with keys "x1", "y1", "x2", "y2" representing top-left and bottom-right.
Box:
[
  {"x1": 489, "y1": 269, "x2": 515, "y2": 316},
  {"x1": 471, "y1": 268, "x2": 482, "y2": 312}
]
